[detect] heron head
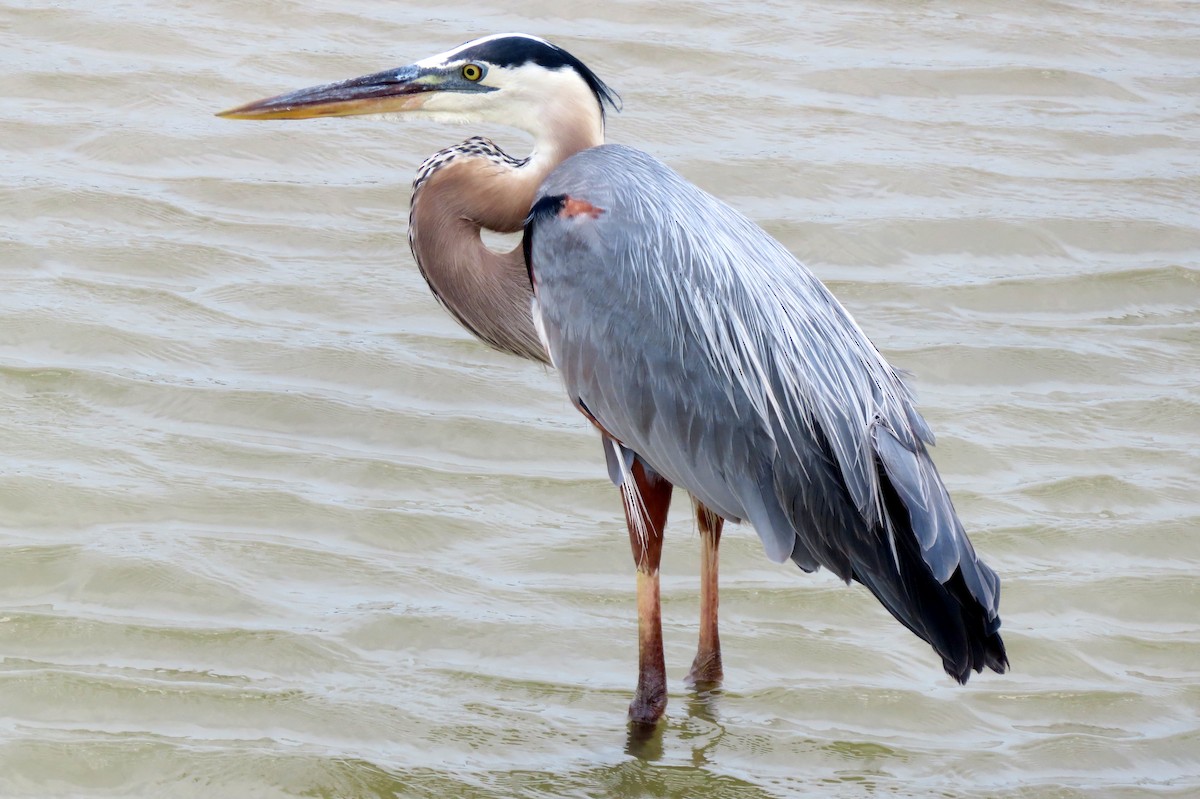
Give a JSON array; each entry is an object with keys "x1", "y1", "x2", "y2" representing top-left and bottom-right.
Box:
[{"x1": 217, "y1": 33, "x2": 620, "y2": 138}]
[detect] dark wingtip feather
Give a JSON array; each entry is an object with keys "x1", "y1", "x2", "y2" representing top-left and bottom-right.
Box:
[
  {"x1": 794, "y1": 424, "x2": 1009, "y2": 685},
  {"x1": 940, "y1": 566, "x2": 1008, "y2": 683},
  {"x1": 863, "y1": 460, "x2": 1009, "y2": 685}
]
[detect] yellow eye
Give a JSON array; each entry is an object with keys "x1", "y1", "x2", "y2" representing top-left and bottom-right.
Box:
[{"x1": 461, "y1": 63, "x2": 484, "y2": 82}]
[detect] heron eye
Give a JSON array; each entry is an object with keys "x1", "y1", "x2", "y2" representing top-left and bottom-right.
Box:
[{"x1": 461, "y1": 63, "x2": 484, "y2": 82}]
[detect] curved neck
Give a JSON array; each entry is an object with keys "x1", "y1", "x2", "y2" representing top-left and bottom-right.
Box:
[
  {"x1": 409, "y1": 110, "x2": 603, "y2": 363},
  {"x1": 410, "y1": 164, "x2": 546, "y2": 362}
]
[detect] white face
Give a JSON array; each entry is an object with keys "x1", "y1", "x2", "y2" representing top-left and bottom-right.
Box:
[
  {"x1": 420, "y1": 63, "x2": 594, "y2": 129},
  {"x1": 405, "y1": 34, "x2": 603, "y2": 139}
]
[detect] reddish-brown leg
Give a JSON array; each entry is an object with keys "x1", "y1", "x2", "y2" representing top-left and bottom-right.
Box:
[
  {"x1": 686, "y1": 503, "x2": 725, "y2": 687},
  {"x1": 622, "y1": 457, "x2": 672, "y2": 726}
]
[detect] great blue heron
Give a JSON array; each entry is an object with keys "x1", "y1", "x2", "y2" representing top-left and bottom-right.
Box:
[{"x1": 220, "y1": 33, "x2": 1007, "y2": 725}]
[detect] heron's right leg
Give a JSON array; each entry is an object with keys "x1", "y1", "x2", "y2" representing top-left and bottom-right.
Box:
[
  {"x1": 686, "y1": 503, "x2": 725, "y2": 686},
  {"x1": 622, "y1": 457, "x2": 672, "y2": 726}
]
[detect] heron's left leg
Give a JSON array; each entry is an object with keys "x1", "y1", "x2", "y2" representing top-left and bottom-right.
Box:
[
  {"x1": 686, "y1": 502, "x2": 725, "y2": 686},
  {"x1": 622, "y1": 457, "x2": 672, "y2": 726}
]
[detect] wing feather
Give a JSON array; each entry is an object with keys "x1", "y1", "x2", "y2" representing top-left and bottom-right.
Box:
[{"x1": 527, "y1": 145, "x2": 1004, "y2": 675}]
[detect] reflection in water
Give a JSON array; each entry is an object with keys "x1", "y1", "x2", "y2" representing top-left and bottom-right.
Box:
[
  {"x1": 625, "y1": 687, "x2": 726, "y2": 764},
  {"x1": 681, "y1": 688, "x2": 727, "y2": 770},
  {"x1": 624, "y1": 719, "x2": 665, "y2": 762}
]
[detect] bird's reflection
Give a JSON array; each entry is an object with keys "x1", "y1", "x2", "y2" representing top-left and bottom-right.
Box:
[
  {"x1": 624, "y1": 718, "x2": 664, "y2": 760},
  {"x1": 623, "y1": 685, "x2": 726, "y2": 762}
]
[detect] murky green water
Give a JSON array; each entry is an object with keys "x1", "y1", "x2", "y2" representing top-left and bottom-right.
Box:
[{"x1": 2, "y1": 0, "x2": 1198, "y2": 796}]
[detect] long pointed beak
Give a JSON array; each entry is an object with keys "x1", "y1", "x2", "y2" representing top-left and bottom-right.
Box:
[{"x1": 217, "y1": 65, "x2": 437, "y2": 120}]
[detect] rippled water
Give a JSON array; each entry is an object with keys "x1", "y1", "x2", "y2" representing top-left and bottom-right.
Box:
[{"x1": 2, "y1": 0, "x2": 1198, "y2": 796}]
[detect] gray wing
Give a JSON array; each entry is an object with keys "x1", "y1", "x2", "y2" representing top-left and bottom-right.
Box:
[{"x1": 527, "y1": 145, "x2": 1005, "y2": 681}]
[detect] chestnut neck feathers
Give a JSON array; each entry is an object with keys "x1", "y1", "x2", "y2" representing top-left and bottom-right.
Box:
[{"x1": 406, "y1": 89, "x2": 604, "y2": 363}]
